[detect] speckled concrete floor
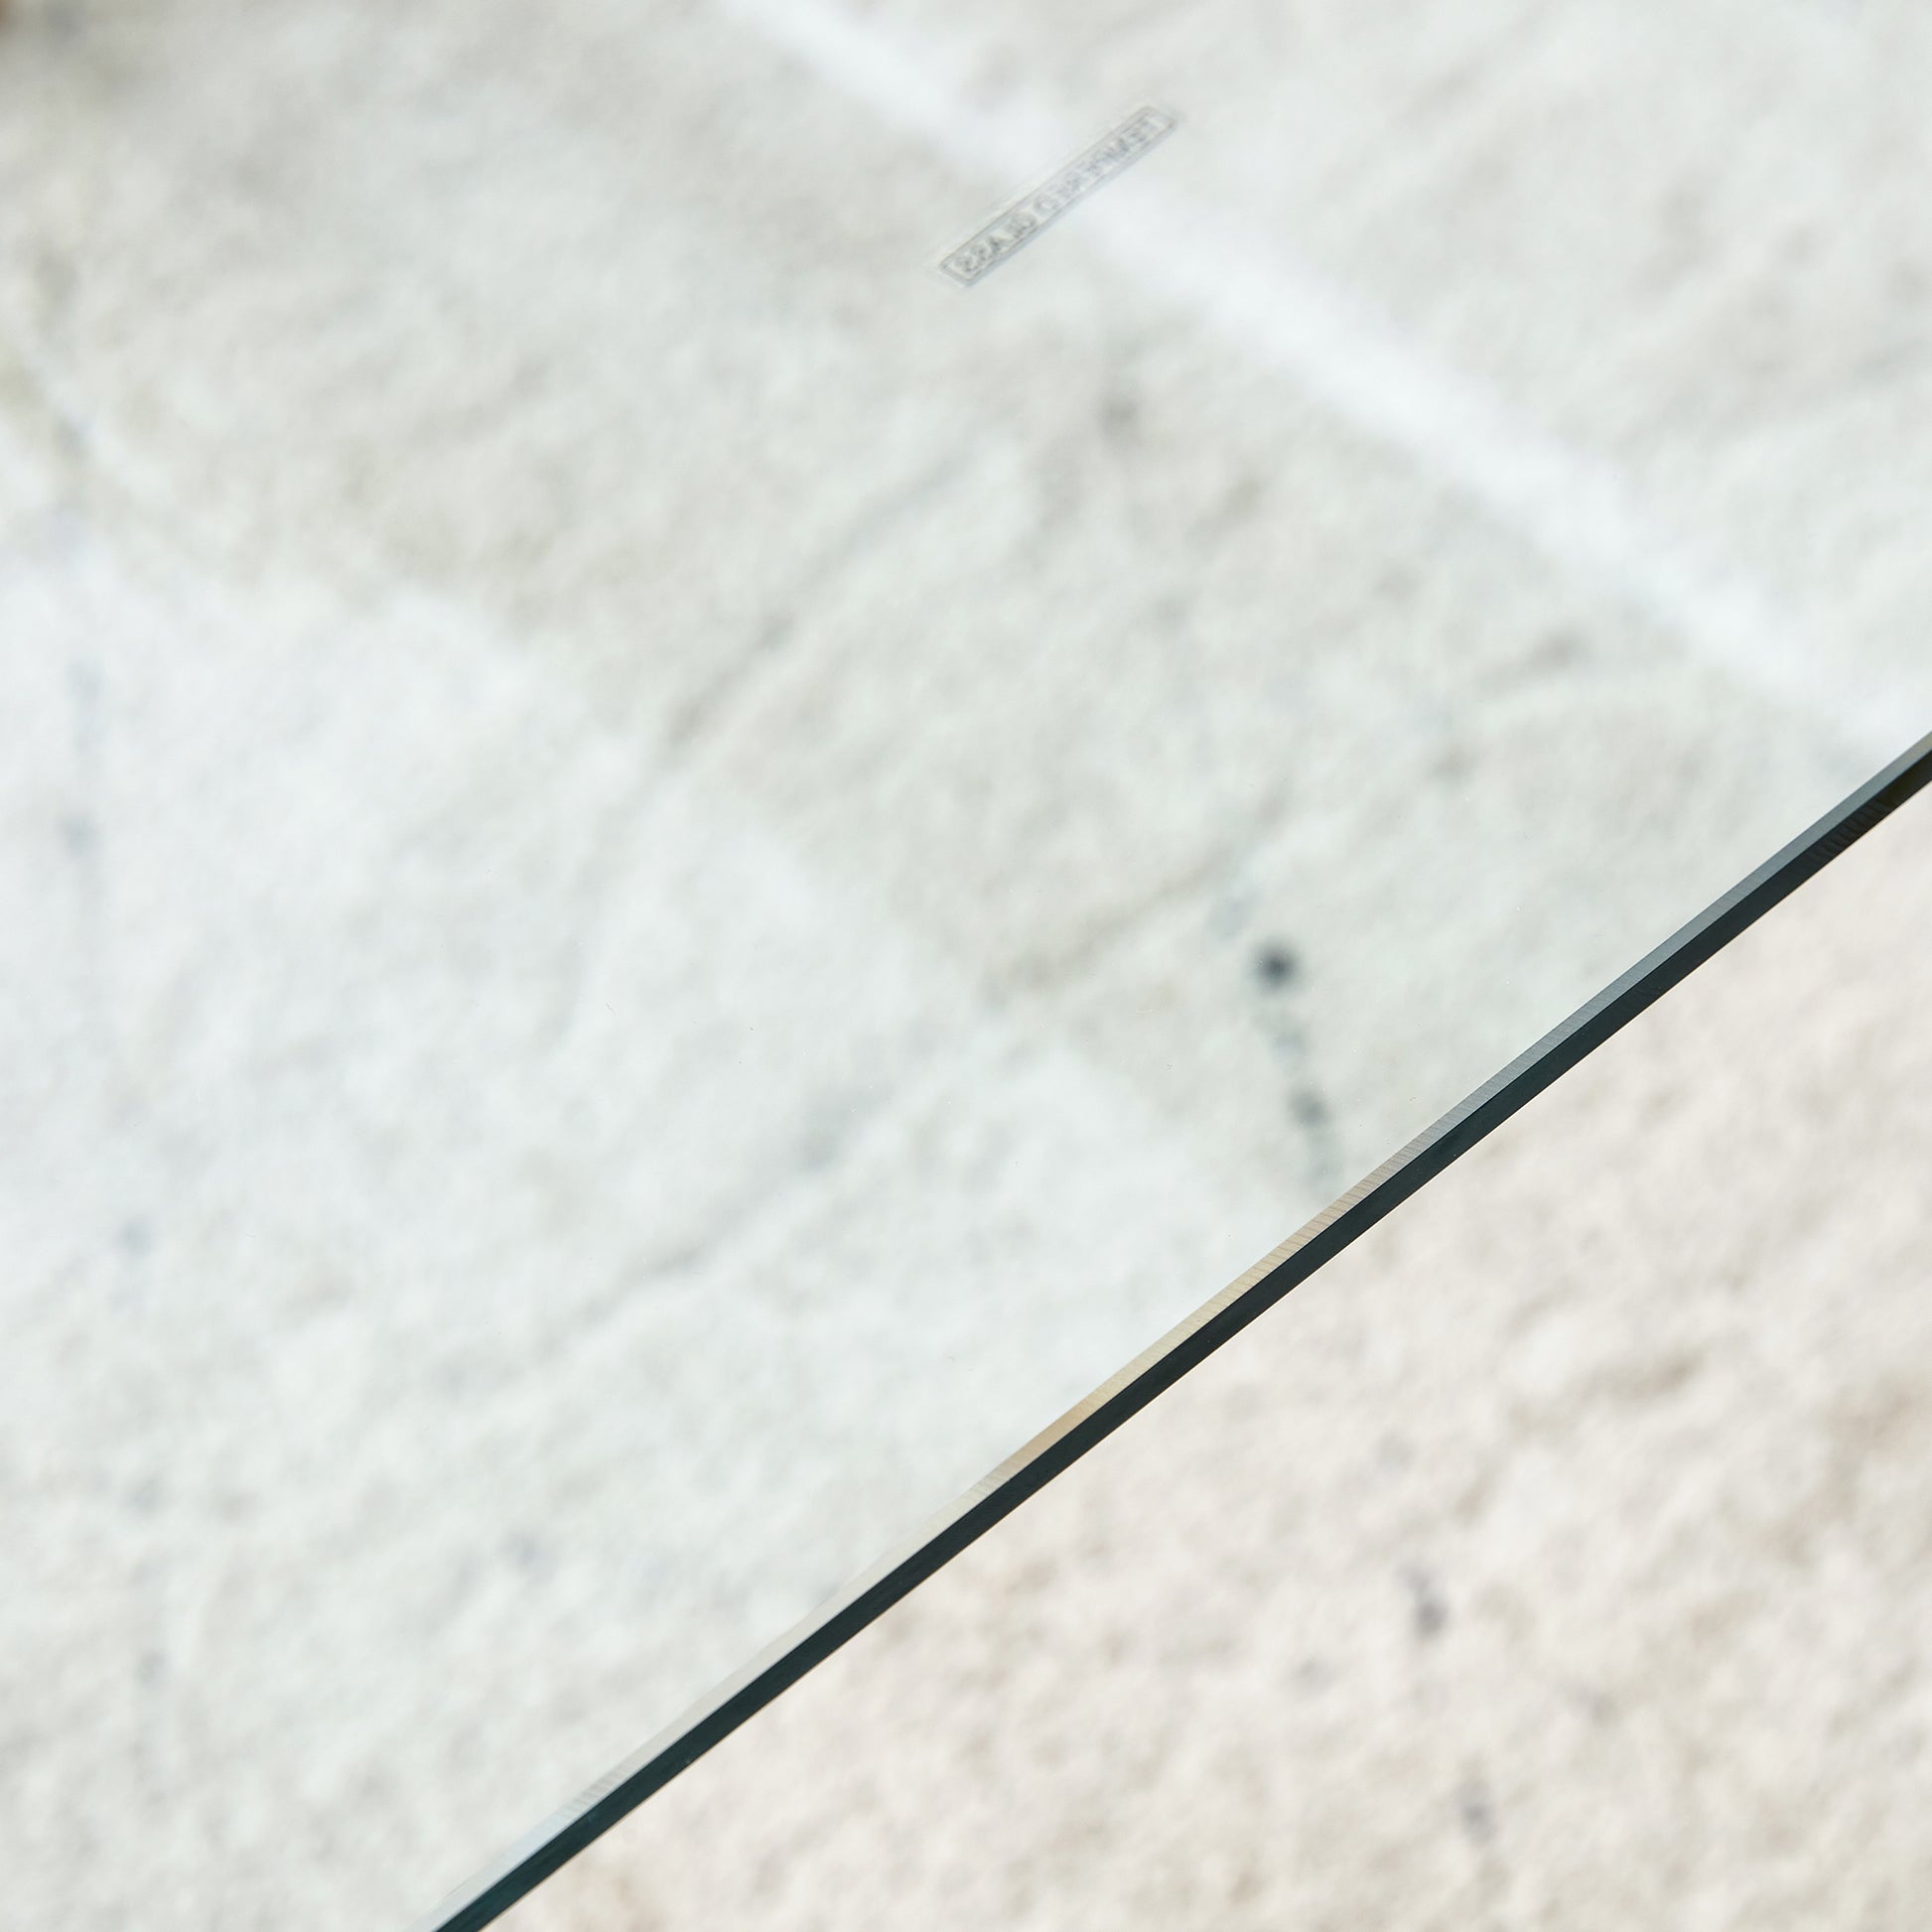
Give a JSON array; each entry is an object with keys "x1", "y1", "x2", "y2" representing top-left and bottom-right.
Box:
[{"x1": 0, "y1": 3, "x2": 1926, "y2": 1928}]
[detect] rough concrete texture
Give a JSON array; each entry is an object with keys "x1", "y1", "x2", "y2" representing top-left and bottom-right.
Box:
[
  {"x1": 509, "y1": 780, "x2": 1932, "y2": 1932},
  {"x1": 0, "y1": 1, "x2": 1924, "y2": 1927}
]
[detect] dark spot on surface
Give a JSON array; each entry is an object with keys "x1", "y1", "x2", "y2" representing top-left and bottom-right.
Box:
[
  {"x1": 1457, "y1": 1774, "x2": 1497, "y2": 1845},
  {"x1": 60, "y1": 811, "x2": 97, "y2": 857},
  {"x1": 506, "y1": 1533, "x2": 549, "y2": 1574},
  {"x1": 1150, "y1": 590, "x2": 1190, "y2": 633},
  {"x1": 1404, "y1": 1564, "x2": 1448, "y2": 1641},
  {"x1": 1205, "y1": 472, "x2": 1264, "y2": 533},
  {"x1": 1567, "y1": 1683, "x2": 1618, "y2": 1726},
  {"x1": 1253, "y1": 942, "x2": 1299, "y2": 990},
  {"x1": 799, "y1": 1101, "x2": 860, "y2": 1173},
  {"x1": 1099, "y1": 387, "x2": 1141, "y2": 441},
  {"x1": 118, "y1": 1218, "x2": 151, "y2": 1258},
  {"x1": 1532, "y1": 626, "x2": 1585, "y2": 671},
  {"x1": 22, "y1": 1, "x2": 96, "y2": 46},
  {"x1": 1290, "y1": 1088, "x2": 1328, "y2": 1131}
]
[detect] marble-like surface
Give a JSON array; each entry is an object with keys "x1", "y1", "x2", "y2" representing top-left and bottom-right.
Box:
[{"x1": 0, "y1": 2, "x2": 1924, "y2": 1926}]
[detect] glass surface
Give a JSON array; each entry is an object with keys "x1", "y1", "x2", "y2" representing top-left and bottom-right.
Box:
[
  {"x1": 504, "y1": 778, "x2": 1932, "y2": 1932},
  {"x1": 0, "y1": 3, "x2": 1924, "y2": 1927}
]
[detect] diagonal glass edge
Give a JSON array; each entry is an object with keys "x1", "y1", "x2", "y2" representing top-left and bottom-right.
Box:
[{"x1": 414, "y1": 727, "x2": 1932, "y2": 1932}]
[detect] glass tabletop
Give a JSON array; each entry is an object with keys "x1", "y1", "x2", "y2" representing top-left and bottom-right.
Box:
[
  {"x1": 500, "y1": 771, "x2": 1932, "y2": 1932},
  {"x1": 0, "y1": 3, "x2": 1925, "y2": 1927}
]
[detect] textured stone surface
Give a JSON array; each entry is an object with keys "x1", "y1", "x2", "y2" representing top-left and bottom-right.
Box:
[
  {"x1": 509, "y1": 774, "x2": 1932, "y2": 1932},
  {"x1": 0, "y1": 1, "x2": 1924, "y2": 1927}
]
